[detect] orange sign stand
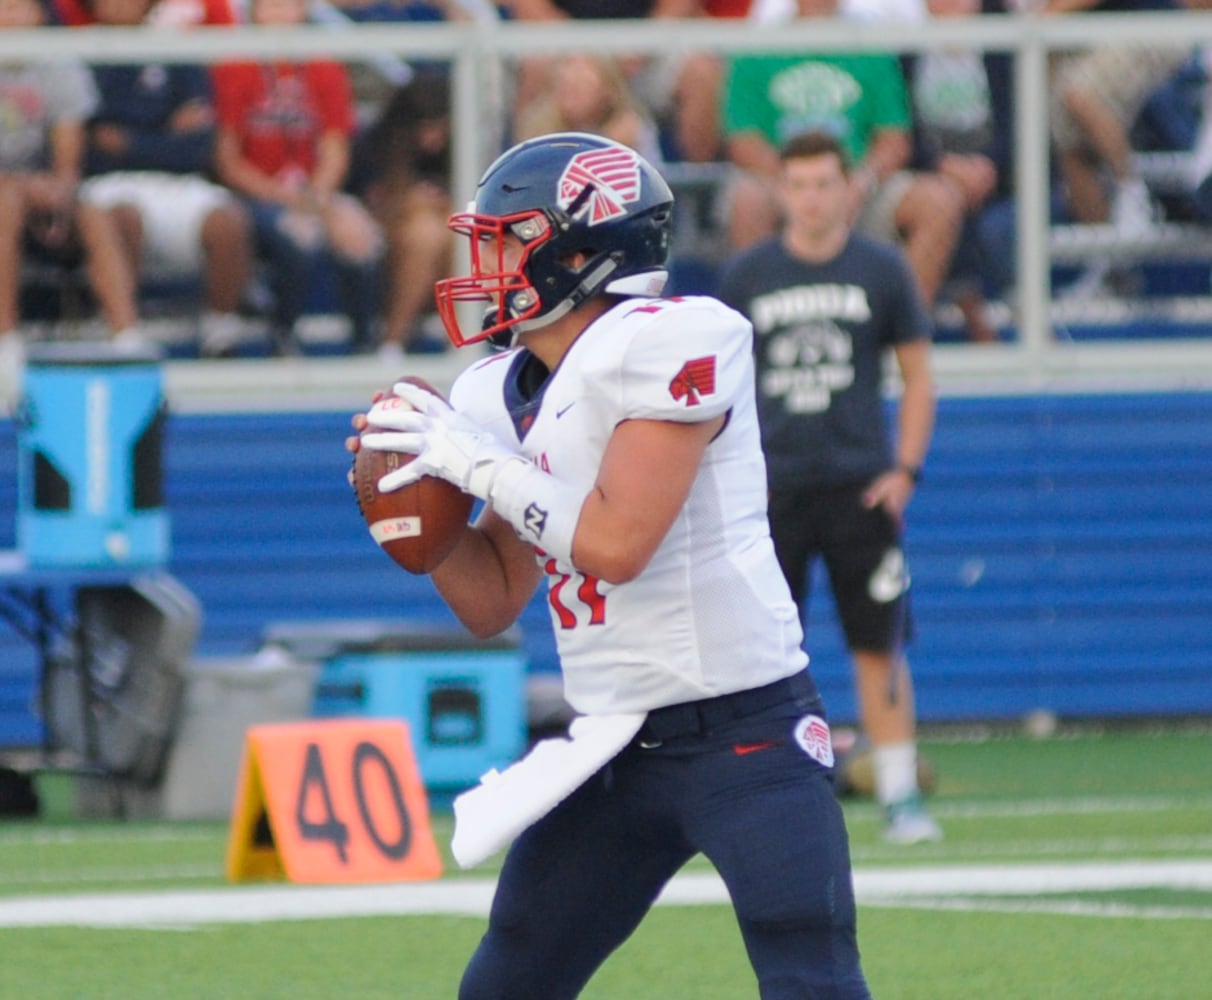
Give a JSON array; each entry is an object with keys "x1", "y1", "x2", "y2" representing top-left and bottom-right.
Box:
[{"x1": 225, "y1": 718, "x2": 444, "y2": 884}]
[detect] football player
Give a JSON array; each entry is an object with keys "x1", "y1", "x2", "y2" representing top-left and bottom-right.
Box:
[{"x1": 353, "y1": 132, "x2": 871, "y2": 999}]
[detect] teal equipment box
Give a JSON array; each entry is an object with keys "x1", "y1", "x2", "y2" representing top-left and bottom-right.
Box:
[
  {"x1": 17, "y1": 344, "x2": 168, "y2": 567},
  {"x1": 265, "y1": 622, "x2": 528, "y2": 791}
]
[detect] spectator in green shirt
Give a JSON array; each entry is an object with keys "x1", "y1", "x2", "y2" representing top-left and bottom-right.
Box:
[{"x1": 721, "y1": 0, "x2": 964, "y2": 312}]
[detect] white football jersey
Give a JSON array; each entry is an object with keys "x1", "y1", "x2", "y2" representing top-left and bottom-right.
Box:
[{"x1": 450, "y1": 296, "x2": 808, "y2": 716}]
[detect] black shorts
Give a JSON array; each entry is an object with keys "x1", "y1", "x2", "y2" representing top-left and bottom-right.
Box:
[{"x1": 767, "y1": 480, "x2": 912, "y2": 653}]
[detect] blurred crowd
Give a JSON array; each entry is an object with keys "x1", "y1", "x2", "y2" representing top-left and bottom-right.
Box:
[{"x1": 0, "y1": 0, "x2": 1209, "y2": 382}]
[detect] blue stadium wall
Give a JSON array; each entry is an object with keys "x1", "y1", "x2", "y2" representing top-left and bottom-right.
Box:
[{"x1": 3, "y1": 388, "x2": 1211, "y2": 746}]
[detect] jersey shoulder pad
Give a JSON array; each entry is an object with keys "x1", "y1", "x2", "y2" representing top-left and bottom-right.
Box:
[{"x1": 605, "y1": 296, "x2": 754, "y2": 423}]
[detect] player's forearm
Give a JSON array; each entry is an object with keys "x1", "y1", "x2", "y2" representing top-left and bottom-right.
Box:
[
  {"x1": 896, "y1": 376, "x2": 936, "y2": 472},
  {"x1": 565, "y1": 415, "x2": 724, "y2": 584},
  {"x1": 430, "y1": 511, "x2": 539, "y2": 638},
  {"x1": 893, "y1": 339, "x2": 935, "y2": 472},
  {"x1": 310, "y1": 131, "x2": 350, "y2": 201},
  {"x1": 214, "y1": 133, "x2": 285, "y2": 203}
]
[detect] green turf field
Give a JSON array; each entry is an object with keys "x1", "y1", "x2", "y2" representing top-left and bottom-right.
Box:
[{"x1": 1, "y1": 727, "x2": 1209, "y2": 999}]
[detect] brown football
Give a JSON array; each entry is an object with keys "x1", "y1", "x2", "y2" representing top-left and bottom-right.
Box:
[{"x1": 353, "y1": 378, "x2": 474, "y2": 575}]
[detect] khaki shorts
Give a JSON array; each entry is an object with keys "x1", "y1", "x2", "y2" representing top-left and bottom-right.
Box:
[
  {"x1": 1050, "y1": 46, "x2": 1188, "y2": 153},
  {"x1": 855, "y1": 169, "x2": 916, "y2": 243}
]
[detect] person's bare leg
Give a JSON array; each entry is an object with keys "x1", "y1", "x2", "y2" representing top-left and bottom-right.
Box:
[
  {"x1": 955, "y1": 283, "x2": 999, "y2": 344},
  {"x1": 380, "y1": 187, "x2": 450, "y2": 350},
  {"x1": 200, "y1": 202, "x2": 253, "y2": 314},
  {"x1": 673, "y1": 53, "x2": 723, "y2": 163},
  {"x1": 894, "y1": 175, "x2": 963, "y2": 307},
  {"x1": 75, "y1": 201, "x2": 139, "y2": 335},
  {"x1": 1059, "y1": 147, "x2": 1110, "y2": 224},
  {"x1": 853, "y1": 648, "x2": 941, "y2": 842},
  {"x1": 1063, "y1": 87, "x2": 1135, "y2": 185},
  {"x1": 853, "y1": 649, "x2": 915, "y2": 750},
  {"x1": 107, "y1": 202, "x2": 144, "y2": 274},
  {"x1": 0, "y1": 178, "x2": 29, "y2": 332}
]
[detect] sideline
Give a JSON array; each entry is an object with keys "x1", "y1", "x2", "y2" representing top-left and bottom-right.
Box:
[{"x1": 1, "y1": 859, "x2": 1211, "y2": 929}]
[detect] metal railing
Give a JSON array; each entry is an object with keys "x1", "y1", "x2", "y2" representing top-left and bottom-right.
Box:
[{"x1": 4, "y1": 12, "x2": 1212, "y2": 399}]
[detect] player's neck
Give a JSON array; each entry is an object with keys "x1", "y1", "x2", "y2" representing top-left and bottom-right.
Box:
[
  {"x1": 783, "y1": 223, "x2": 849, "y2": 264},
  {"x1": 518, "y1": 299, "x2": 612, "y2": 370}
]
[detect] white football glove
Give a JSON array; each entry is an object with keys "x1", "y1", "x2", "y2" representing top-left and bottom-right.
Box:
[{"x1": 361, "y1": 381, "x2": 528, "y2": 502}]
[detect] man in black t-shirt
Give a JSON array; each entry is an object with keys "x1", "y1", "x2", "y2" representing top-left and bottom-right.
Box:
[{"x1": 719, "y1": 130, "x2": 942, "y2": 845}]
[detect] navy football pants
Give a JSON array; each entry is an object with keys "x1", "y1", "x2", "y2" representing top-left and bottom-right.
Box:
[{"x1": 458, "y1": 683, "x2": 871, "y2": 999}]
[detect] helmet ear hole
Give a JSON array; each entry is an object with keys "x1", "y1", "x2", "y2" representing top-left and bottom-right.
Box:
[{"x1": 555, "y1": 249, "x2": 596, "y2": 268}]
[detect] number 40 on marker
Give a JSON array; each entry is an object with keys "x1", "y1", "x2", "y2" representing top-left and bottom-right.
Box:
[{"x1": 226, "y1": 719, "x2": 444, "y2": 884}]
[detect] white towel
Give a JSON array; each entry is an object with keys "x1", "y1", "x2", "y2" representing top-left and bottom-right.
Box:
[{"x1": 451, "y1": 712, "x2": 646, "y2": 869}]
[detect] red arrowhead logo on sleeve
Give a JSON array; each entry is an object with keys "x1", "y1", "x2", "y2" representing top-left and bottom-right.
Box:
[{"x1": 669, "y1": 356, "x2": 717, "y2": 406}]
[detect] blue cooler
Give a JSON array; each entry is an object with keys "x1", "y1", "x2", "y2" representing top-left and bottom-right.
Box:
[
  {"x1": 263, "y1": 621, "x2": 529, "y2": 792},
  {"x1": 16, "y1": 343, "x2": 169, "y2": 567}
]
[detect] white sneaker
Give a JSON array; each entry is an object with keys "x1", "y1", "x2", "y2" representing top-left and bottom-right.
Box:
[
  {"x1": 1058, "y1": 260, "x2": 1112, "y2": 301},
  {"x1": 199, "y1": 312, "x2": 245, "y2": 358},
  {"x1": 883, "y1": 793, "x2": 943, "y2": 845},
  {"x1": 1058, "y1": 260, "x2": 1142, "y2": 302},
  {"x1": 376, "y1": 340, "x2": 406, "y2": 367},
  {"x1": 1111, "y1": 178, "x2": 1159, "y2": 239},
  {"x1": 110, "y1": 327, "x2": 163, "y2": 358}
]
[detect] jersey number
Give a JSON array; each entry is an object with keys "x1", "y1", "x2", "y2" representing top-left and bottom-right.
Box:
[{"x1": 545, "y1": 558, "x2": 606, "y2": 629}]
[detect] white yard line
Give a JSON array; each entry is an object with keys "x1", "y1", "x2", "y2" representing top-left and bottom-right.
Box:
[
  {"x1": 853, "y1": 834, "x2": 1212, "y2": 863},
  {"x1": 0, "y1": 863, "x2": 221, "y2": 888},
  {"x1": 840, "y1": 795, "x2": 1212, "y2": 821},
  {"x1": 0, "y1": 826, "x2": 221, "y2": 846},
  {"x1": 927, "y1": 796, "x2": 1212, "y2": 819},
  {"x1": 853, "y1": 859, "x2": 1212, "y2": 895},
  {"x1": 0, "y1": 859, "x2": 1211, "y2": 929},
  {"x1": 865, "y1": 898, "x2": 1212, "y2": 920}
]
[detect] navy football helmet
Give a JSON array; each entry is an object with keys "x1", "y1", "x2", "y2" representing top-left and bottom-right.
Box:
[{"x1": 435, "y1": 132, "x2": 674, "y2": 347}]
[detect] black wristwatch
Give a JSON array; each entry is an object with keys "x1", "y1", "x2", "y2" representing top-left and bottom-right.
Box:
[{"x1": 898, "y1": 463, "x2": 922, "y2": 484}]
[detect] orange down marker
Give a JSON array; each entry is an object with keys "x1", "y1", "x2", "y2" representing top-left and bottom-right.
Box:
[{"x1": 225, "y1": 718, "x2": 443, "y2": 884}]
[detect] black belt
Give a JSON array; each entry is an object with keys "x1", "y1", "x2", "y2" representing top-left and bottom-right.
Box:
[{"x1": 637, "y1": 670, "x2": 815, "y2": 745}]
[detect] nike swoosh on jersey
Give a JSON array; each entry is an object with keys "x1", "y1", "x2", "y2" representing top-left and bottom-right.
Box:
[
  {"x1": 733, "y1": 741, "x2": 777, "y2": 756},
  {"x1": 555, "y1": 401, "x2": 577, "y2": 418}
]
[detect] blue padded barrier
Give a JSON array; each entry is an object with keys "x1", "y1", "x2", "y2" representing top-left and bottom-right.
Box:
[{"x1": 3, "y1": 389, "x2": 1212, "y2": 747}]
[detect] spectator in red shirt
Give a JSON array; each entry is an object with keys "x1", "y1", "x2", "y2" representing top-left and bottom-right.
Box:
[
  {"x1": 211, "y1": 0, "x2": 383, "y2": 355},
  {"x1": 52, "y1": 0, "x2": 237, "y2": 24}
]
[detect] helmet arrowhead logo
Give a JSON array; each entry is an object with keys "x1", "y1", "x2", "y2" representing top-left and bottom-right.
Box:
[{"x1": 558, "y1": 148, "x2": 641, "y2": 225}]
